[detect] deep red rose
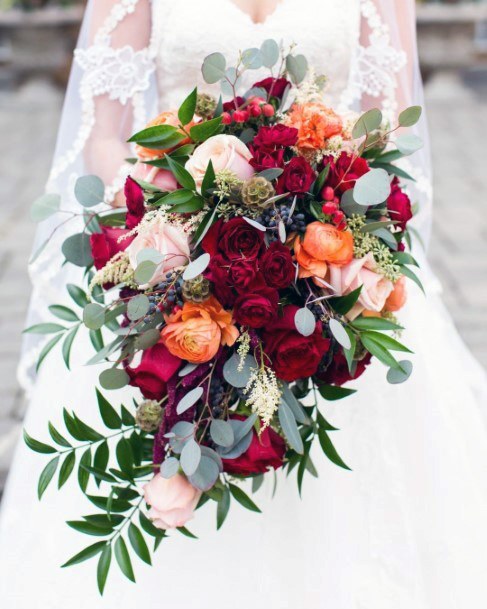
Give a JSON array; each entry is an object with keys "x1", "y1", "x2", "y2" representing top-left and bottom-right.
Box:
[
  {"x1": 204, "y1": 254, "x2": 236, "y2": 307},
  {"x1": 223, "y1": 96, "x2": 245, "y2": 112},
  {"x1": 222, "y1": 416, "x2": 286, "y2": 475},
  {"x1": 387, "y1": 177, "x2": 412, "y2": 230},
  {"x1": 234, "y1": 287, "x2": 279, "y2": 329},
  {"x1": 260, "y1": 242, "x2": 295, "y2": 289},
  {"x1": 249, "y1": 145, "x2": 285, "y2": 172},
  {"x1": 227, "y1": 258, "x2": 259, "y2": 292},
  {"x1": 253, "y1": 124, "x2": 298, "y2": 149},
  {"x1": 263, "y1": 305, "x2": 330, "y2": 382},
  {"x1": 322, "y1": 152, "x2": 370, "y2": 196},
  {"x1": 124, "y1": 176, "x2": 145, "y2": 229},
  {"x1": 202, "y1": 218, "x2": 265, "y2": 261},
  {"x1": 316, "y1": 351, "x2": 372, "y2": 386},
  {"x1": 253, "y1": 77, "x2": 291, "y2": 100},
  {"x1": 276, "y1": 156, "x2": 315, "y2": 195},
  {"x1": 126, "y1": 342, "x2": 181, "y2": 400},
  {"x1": 89, "y1": 226, "x2": 133, "y2": 270}
]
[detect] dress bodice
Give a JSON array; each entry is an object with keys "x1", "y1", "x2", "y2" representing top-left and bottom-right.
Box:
[{"x1": 151, "y1": 0, "x2": 361, "y2": 111}]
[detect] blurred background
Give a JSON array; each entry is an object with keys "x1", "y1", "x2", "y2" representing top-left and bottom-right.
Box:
[{"x1": 0, "y1": 0, "x2": 486, "y2": 494}]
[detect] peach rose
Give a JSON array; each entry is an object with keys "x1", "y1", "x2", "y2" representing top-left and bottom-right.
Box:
[
  {"x1": 285, "y1": 102, "x2": 343, "y2": 150},
  {"x1": 161, "y1": 296, "x2": 239, "y2": 364},
  {"x1": 185, "y1": 134, "x2": 254, "y2": 190},
  {"x1": 126, "y1": 217, "x2": 190, "y2": 288},
  {"x1": 384, "y1": 275, "x2": 407, "y2": 312},
  {"x1": 143, "y1": 474, "x2": 201, "y2": 530},
  {"x1": 135, "y1": 110, "x2": 194, "y2": 161},
  {"x1": 295, "y1": 222, "x2": 354, "y2": 279},
  {"x1": 327, "y1": 253, "x2": 394, "y2": 319},
  {"x1": 131, "y1": 161, "x2": 178, "y2": 192}
]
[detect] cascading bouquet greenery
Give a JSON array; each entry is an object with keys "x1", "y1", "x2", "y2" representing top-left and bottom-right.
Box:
[{"x1": 25, "y1": 40, "x2": 424, "y2": 593}]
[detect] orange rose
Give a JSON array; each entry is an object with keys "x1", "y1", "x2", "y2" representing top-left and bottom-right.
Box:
[
  {"x1": 161, "y1": 296, "x2": 239, "y2": 364},
  {"x1": 384, "y1": 276, "x2": 407, "y2": 312},
  {"x1": 285, "y1": 102, "x2": 343, "y2": 150},
  {"x1": 295, "y1": 222, "x2": 354, "y2": 279},
  {"x1": 135, "y1": 110, "x2": 194, "y2": 161}
]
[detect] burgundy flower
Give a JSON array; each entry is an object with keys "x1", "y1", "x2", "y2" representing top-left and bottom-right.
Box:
[
  {"x1": 222, "y1": 416, "x2": 286, "y2": 475},
  {"x1": 322, "y1": 152, "x2": 370, "y2": 196},
  {"x1": 202, "y1": 218, "x2": 265, "y2": 261},
  {"x1": 276, "y1": 156, "x2": 315, "y2": 195},
  {"x1": 253, "y1": 124, "x2": 298, "y2": 149},
  {"x1": 234, "y1": 287, "x2": 279, "y2": 329},
  {"x1": 260, "y1": 242, "x2": 295, "y2": 289},
  {"x1": 126, "y1": 342, "x2": 181, "y2": 400},
  {"x1": 249, "y1": 145, "x2": 285, "y2": 173},
  {"x1": 253, "y1": 77, "x2": 291, "y2": 100},
  {"x1": 124, "y1": 176, "x2": 145, "y2": 229},
  {"x1": 316, "y1": 351, "x2": 372, "y2": 387},
  {"x1": 387, "y1": 177, "x2": 412, "y2": 230},
  {"x1": 263, "y1": 305, "x2": 330, "y2": 382},
  {"x1": 223, "y1": 96, "x2": 246, "y2": 112},
  {"x1": 89, "y1": 226, "x2": 133, "y2": 270}
]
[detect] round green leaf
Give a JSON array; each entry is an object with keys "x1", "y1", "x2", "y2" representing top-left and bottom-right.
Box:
[
  {"x1": 352, "y1": 108, "x2": 383, "y2": 139},
  {"x1": 329, "y1": 319, "x2": 352, "y2": 350},
  {"x1": 398, "y1": 105, "x2": 422, "y2": 128},
  {"x1": 134, "y1": 260, "x2": 156, "y2": 285},
  {"x1": 83, "y1": 303, "x2": 105, "y2": 330},
  {"x1": 31, "y1": 193, "x2": 60, "y2": 222},
  {"x1": 353, "y1": 168, "x2": 391, "y2": 206},
  {"x1": 260, "y1": 39, "x2": 280, "y2": 68},
  {"x1": 210, "y1": 420, "x2": 234, "y2": 448},
  {"x1": 396, "y1": 134, "x2": 423, "y2": 156},
  {"x1": 74, "y1": 175, "x2": 105, "y2": 207},
  {"x1": 62, "y1": 233, "x2": 93, "y2": 267},
  {"x1": 127, "y1": 295, "x2": 150, "y2": 321},
  {"x1": 387, "y1": 360, "x2": 413, "y2": 384},
  {"x1": 294, "y1": 307, "x2": 316, "y2": 337},
  {"x1": 202, "y1": 52, "x2": 227, "y2": 84},
  {"x1": 242, "y1": 47, "x2": 262, "y2": 69},
  {"x1": 99, "y1": 368, "x2": 130, "y2": 390},
  {"x1": 180, "y1": 438, "x2": 201, "y2": 476}
]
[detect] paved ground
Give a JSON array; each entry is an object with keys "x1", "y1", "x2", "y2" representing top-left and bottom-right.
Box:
[{"x1": 0, "y1": 70, "x2": 486, "y2": 489}]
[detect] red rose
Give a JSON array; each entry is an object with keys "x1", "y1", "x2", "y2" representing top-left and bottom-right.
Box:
[
  {"x1": 223, "y1": 96, "x2": 245, "y2": 112},
  {"x1": 127, "y1": 342, "x2": 181, "y2": 400},
  {"x1": 234, "y1": 287, "x2": 279, "y2": 329},
  {"x1": 249, "y1": 145, "x2": 285, "y2": 172},
  {"x1": 322, "y1": 152, "x2": 370, "y2": 196},
  {"x1": 316, "y1": 351, "x2": 372, "y2": 386},
  {"x1": 263, "y1": 305, "x2": 330, "y2": 382},
  {"x1": 253, "y1": 77, "x2": 291, "y2": 100},
  {"x1": 387, "y1": 177, "x2": 412, "y2": 230},
  {"x1": 276, "y1": 156, "x2": 315, "y2": 195},
  {"x1": 222, "y1": 416, "x2": 286, "y2": 475},
  {"x1": 90, "y1": 226, "x2": 133, "y2": 270},
  {"x1": 125, "y1": 176, "x2": 145, "y2": 230},
  {"x1": 202, "y1": 218, "x2": 265, "y2": 261},
  {"x1": 253, "y1": 124, "x2": 298, "y2": 149},
  {"x1": 260, "y1": 242, "x2": 295, "y2": 289}
]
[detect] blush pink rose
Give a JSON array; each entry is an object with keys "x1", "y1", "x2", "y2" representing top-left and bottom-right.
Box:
[
  {"x1": 131, "y1": 161, "x2": 178, "y2": 192},
  {"x1": 185, "y1": 134, "x2": 254, "y2": 190},
  {"x1": 327, "y1": 252, "x2": 394, "y2": 319},
  {"x1": 126, "y1": 217, "x2": 190, "y2": 287},
  {"x1": 143, "y1": 474, "x2": 201, "y2": 530}
]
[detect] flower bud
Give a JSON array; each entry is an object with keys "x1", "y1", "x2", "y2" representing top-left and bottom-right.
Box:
[
  {"x1": 322, "y1": 201, "x2": 338, "y2": 215},
  {"x1": 221, "y1": 112, "x2": 233, "y2": 125},
  {"x1": 262, "y1": 104, "x2": 275, "y2": 117},
  {"x1": 136, "y1": 400, "x2": 163, "y2": 433},
  {"x1": 323, "y1": 186, "x2": 335, "y2": 201}
]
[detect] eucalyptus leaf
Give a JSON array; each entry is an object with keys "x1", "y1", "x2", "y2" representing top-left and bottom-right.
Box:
[
  {"x1": 398, "y1": 105, "x2": 422, "y2": 128},
  {"x1": 201, "y1": 52, "x2": 227, "y2": 84},
  {"x1": 242, "y1": 47, "x2": 262, "y2": 69},
  {"x1": 99, "y1": 368, "x2": 130, "y2": 391},
  {"x1": 353, "y1": 168, "x2": 391, "y2": 206},
  {"x1": 74, "y1": 175, "x2": 105, "y2": 207},
  {"x1": 31, "y1": 193, "x2": 60, "y2": 222},
  {"x1": 294, "y1": 307, "x2": 316, "y2": 337},
  {"x1": 281, "y1": 384, "x2": 309, "y2": 425},
  {"x1": 278, "y1": 402, "x2": 304, "y2": 454},
  {"x1": 127, "y1": 295, "x2": 150, "y2": 321},
  {"x1": 183, "y1": 253, "x2": 211, "y2": 281},
  {"x1": 135, "y1": 329, "x2": 161, "y2": 351},
  {"x1": 352, "y1": 108, "x2": 382, "y2": 139},
  {"x1": 387, "y1": 360, "x2": 413, "y2": 384},
  {"x1": 83, "y1": 303, "x2": 105, "y2": 330},
  {"x1": 222, "y1": 353, "x2": 258, "y2": 388},
  {"x1": 210, "y1": 420, "x2": 234, "y2": 448},
  {"x1": 258, "y1": 168, "x2": 283, "y2": 181},
  {"x1": 188, "y1": 455, "x2": 220, "y2": 491},
  {"x1": 178, "y1": 363, "x2": 198, "y2": 377},
  {"x1": 62, "y1": 233, "x2": 93, "y2": 267},
  {"x1": 176, "y1": 386, "x2": 204, "y2": 415},
  {"x1": 180, "y1": 439, "x2": 202, "y2": 476},
  {"x1": 286, "y1": 54, "x2": 308, "y2": 84},
  {"x1": 396, "y1": 134, "x2": 423, "y2": 156},
  {"x1": 134, "y1": 260, "x2": 156, "y2": 285},
  {"x1": 329, "y1": 319, "x2": 352, "y2": 350},
  {"x1": 136, "y1": 248, "x2": 164, "y2": 265},
  {"x1": 243, "y1": 217, "x2": 267, "y2": 232},
  {"x1": 160, "y1": 456, "x2": 180, "y2": 479},
  {"x1": 260, "y1": 39, "x2": 280, "y2": 68}
]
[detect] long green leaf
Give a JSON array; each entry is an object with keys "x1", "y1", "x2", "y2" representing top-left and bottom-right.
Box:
[
  {"x1": 58, "y1": 452, "x2": 76, "y2": 489},
  {"x1": 97, "y1": 544, "x2": 112, "y2": 595},
  {"x1": 96, "y1": 389, "x2": 122, "y2": 429},
  {"x1": 24, "y1": 430, "x2": 56, "y2": 454},
  {"x1": 38, "y1": 456, "x2": 59, "y2": 499},
  {"x1": 228, "y1": 483, "x2": 261, "y2": 513},
  {"x1": 128, "y1": 523, "x2": 152, "y2": 565},
  {"x1": 318, "y1": 429, "x2": 351, "y2": 470},
  {"x1": 216, "y1": 486, "x2": 231, "y2": 530},
  {"x1": 62, "y1": 541, "x2": 106, "y2": 568},
  {"x1": 115, "y1": 537, "x2": 136, "y2": 582}
]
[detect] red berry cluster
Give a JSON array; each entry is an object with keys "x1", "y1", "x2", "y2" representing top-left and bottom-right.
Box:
[
  {"x1": 222, "y1": 97, "x2": 275, "y2": 125},
  {"x1": 321, "y1": 186, "x2": 347, "y2": 231}
]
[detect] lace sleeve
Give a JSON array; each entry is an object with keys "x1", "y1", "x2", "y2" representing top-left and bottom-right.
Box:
[
  {"x1": 47, "y1": 0, "x2": 157, "y2": 205},
  {"x1": 343, "y1": 0, "x2": 433, "y2": 250}
]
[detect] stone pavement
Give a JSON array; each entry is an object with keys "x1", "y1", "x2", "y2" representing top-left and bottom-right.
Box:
[{"x1": 0, "y1": 71, "x2": 486, "y2": 489}]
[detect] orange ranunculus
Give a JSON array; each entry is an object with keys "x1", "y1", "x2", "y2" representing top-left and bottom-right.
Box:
[
  {"x1": 135, "y1": 110, "x2": 195, "y2": 161},
  {"x1": 295, "y1": 222, "x2": 354, "y2": 279},
  {"x1": 294, "y1": 236, "x2": 328, "y2": 279},
  {"x1": 384, "y1": 275, "x2": 407, "y2": 312},
  {"x1": 160, "y1": 296, "x2": 239, "y2": 364},
  {"x1": 285, "y1": 102, "x2": 343, "y2": 150}
]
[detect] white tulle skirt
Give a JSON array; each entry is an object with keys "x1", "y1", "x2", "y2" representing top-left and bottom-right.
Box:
[{"x1": 1, "y1": 264, "x2": 487, "y2": 609}]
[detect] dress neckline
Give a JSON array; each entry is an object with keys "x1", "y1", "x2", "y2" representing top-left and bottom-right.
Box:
[{"x1": 226, "y1": 0, "x2": 286, "y2": 27}]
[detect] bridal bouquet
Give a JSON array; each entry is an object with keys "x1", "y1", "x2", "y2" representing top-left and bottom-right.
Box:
[{"x1": 25, "y1": 40, "x2": 423, "y2": 592}]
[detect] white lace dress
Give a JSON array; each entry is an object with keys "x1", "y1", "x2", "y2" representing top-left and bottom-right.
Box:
[{"x1": 1, "y1": 1, "x2": 487, "y2": 607}]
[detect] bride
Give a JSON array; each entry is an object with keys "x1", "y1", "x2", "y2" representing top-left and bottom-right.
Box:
[{"x1": 1, "y1": 1, "x2": 487, "y2": 607}]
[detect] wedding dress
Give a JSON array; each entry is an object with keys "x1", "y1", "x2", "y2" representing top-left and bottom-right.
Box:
[{"x1": 1, "y1": 1, "x2": 487, "y2": 607}]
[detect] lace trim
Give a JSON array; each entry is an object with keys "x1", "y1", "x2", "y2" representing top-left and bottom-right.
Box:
[{"x1": 340, "y1": 0, "x2": 406, "y2": 119}]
